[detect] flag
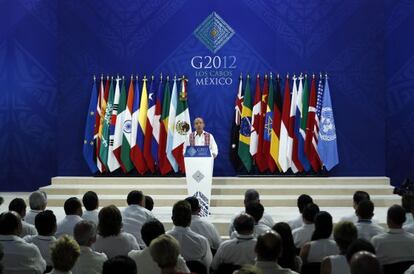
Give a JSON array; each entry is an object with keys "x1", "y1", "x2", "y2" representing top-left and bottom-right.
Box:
[
  {"x1": 270, "y1": 74, "x2": 283, "y2": 171},
  {"x1": 278, "y1": 75, "x2": 291, "y2": 172},
  {"x1": 166, "y1": 79, "x2": 179, "y2": 172},
  {"x1": 159, "y1": 76, "x2": 173, "y2": 175},
  {"x1": 256, "y1": 74, "x2": 268, "y2": 172},
  {"x1": 152, "y1": 76, "x2": 163, "y2": 165},
  {"x1": 298, "y1": 75, "x2": 311, "y2": 171},
  {"x1": 238, "y1": 75, "x2": 253, "y2": 172},
  {"x1": 264, "y1": 74, "x2": 276, "y2": 172},
  {"x1": 250, "y1": 75, "x2": 261, "y2": 161},
  {"x1": 99, "y1": 78, "x2": 114, "y2": 170},
  {"x1": 83, "y1": 77, "x2": 98, "y2": 173},
  {"x1": 318, "y1": 76, "x2": 339, "y2": 171},
  {"x1": 171, "y1": 77, "x2": 191, "y2": 173},
  {"x1": 289, "y1": 77, "x2": 304, "y2": 173},
  {"x1": 94, "y1": 78, "x2": 104, "y2": 172},
  {"x1": 97, "y1": 77, "x2": 110, "y2": 171},
  {"x1": 143, "y1": 76, "x2": 156, "y2": 173},
  {"x1": 230, "y1": 75, "x2": 243, "y2": 171},
  {"x1": 137, "y1": 77, "x2": 150, "y2": 174},
  {"x1": 107, "y1": 78, "x2": 121, "y2": 172}
]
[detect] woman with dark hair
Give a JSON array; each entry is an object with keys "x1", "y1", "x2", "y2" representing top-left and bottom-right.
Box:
[
  {"x1": 93, "y1": 205, "x2": 139, "y2": 258},
  {"x1": 300, "y1": 211, "x2": 339, "y2": 263},
  {"x1": 272, "y1": 222, "x2": 302, "y2": 272}
]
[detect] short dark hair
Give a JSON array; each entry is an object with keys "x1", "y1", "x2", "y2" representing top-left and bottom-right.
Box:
[
  {"x1": 145, "y1": 196, "x2": 154, "y2": 211},
  {"x1": 35, "y1": 210, "x2": 57, "y2": 236},
  {"x1": 312, "y1": 211, "x2": 333, "y2": 241},
  {"x1": 64, "y1": 197, "x2": 82, "y2": 215},
  {"x1": 234, "y1": 213, "x2": 255, "y2": 234},
  {"x1": 8, "y1": 198, "x2": 26, "y2": 217},
  {"x1": 0, "y1": 212, "x2": 21, "y2": 235},
  {"x1": 98, "y1": 205, "x2": 122, "y2": 237},
  {"x1": 82, "y1": 191, "x2": 99, "y2": 211},
  {"x1": 102, "y1": 255, "x2": 137, "y2": 274},
  {"x1": 346, "y1": 239, "x2": 376, "y2": 261},
  {"x1": 255, "y1": 231, "x2": 282, "y2": 261},
  {"x1": 172, "y1": 200, "x2": 192, "y2": 227},
  {"x1": 387, "y1": 204, "x2": 406, "y2": 226},
  {"x1": 333, "y1": 221, "x2": 358, "y2": 252},
  {"x1": 356, "y1": 200, "x2": 375, "y2": 220},
  {"x1": 185, "y1": 196, "x2": 200, "y2": 213},
  {"x1": 353, "y1": 191, "x2": 370, "y2": 205},
  {"x1": 244, "y1": 189, "x2": 260, "y2": 203},
  {"x1": 302, "y1": 203, "x2": 320, "y2": 223},
  {"x1": 272, "y1": 222, "x2": 296, "y2": 269},
  {"x1": 297, "y1": 194, "x2": 313, "y2": 213},
  {"x1": 127, "y1": 191, "x2": 144, "y2": 205},
  {"x1": 245, "y1": 202, "x2": 264, "y2": 223},
  {"x1": 141, "y1": 219, "x2": 165, "y2": 247}
]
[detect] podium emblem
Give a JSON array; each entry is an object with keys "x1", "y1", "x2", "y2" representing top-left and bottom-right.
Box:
[
  {"x1": 187, "y1": 146, "x2": 197, "y2": 157},
  {"x1": 192, "y1": 170, "x2": 205, "y2": 183}
]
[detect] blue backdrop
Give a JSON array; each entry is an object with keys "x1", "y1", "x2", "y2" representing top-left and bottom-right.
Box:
[{"x1": 1, "y1": 0, "x2": 413, "y2": 191}]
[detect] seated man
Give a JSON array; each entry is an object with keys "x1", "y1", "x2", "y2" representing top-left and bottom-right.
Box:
[
  {"x1": 150, "y1": 234, "x2": 188, "y2": 274},
  {"x1": 48, "y1": 235, "x2": 80, "y2": 274},
  {"x1": 72, "y1": 220, "x2": 107, "y2": 274},
  {"x1": 25, "y1": 191, "x2": 48, "y2": 225},
  {"x1": 355, "y1": 200, "x2": 384, "y2": 241},
  {"x1": 372, "y1": 204, "x2": 414, "y2": 265},
  {"x1": 245, "y1": 201, "x2": 271, "y2": 237},
  {"x1": 167, "y1": 200, "x2": 212, "y2": 269},
  {"x1": 288, "y1": 194, "x2": 313, "y2": 231},
  {"x1": 102, "y1": 256, "x2": 137, "y2": 274},
  {"x1": 185, "y1": 196, "x2": 221, "y2": 251},
  {"x1": 340, "y1": 191, "x2": 370, "y2": 223},
  {"x1": 0, "y1": 211, "x2": 46, "y2": 274},
  {"x1": 255, "y1": 231, "x2": 298, "y2": 274},
  {"x1": 350, "y1": 251, "x2": 381, "y2": 274},
  {"x1": 82, "y1": 191, "x2": 99, "y2": 225},
  {"x1": 56, "y1": 197, "x2": 83, "y2": 238},
  {"x1": 145, "y1": 195, "x2": 154, "y2": 211},
  {"x1": 8, "y1": 198, "x2": 37, "y2": 237},
  {"x1": 212, "y1": 213, "x2": 257, "y2": 271},
  {"x1": 122, "y1": 190, "x2": 154, "y2": 247},
  {"x1": 292, "y1": 203, "x2": 320, "y2": 249}
]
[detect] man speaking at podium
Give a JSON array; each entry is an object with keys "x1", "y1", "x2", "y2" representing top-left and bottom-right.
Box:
[{"x1": 184, "y1": 117, "x2": 218, "y2": 158}]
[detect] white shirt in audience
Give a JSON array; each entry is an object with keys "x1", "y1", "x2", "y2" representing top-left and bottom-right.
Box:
[
  {"x1": 405, "y1": 264, "x2": 414, "y2": 274},
  {"x1": 190, "y1": 215, "x2": 222, "y2": 250},
  {"x1": 372, "y1": 228, "x2": 414, "y2": 265},
  {"x1": 81, "y1": 210, "x2": 99, "y2": 225},
  {"x1": 355, "y1": 219, "x2": 385, "y2": 241},
  {"x1": 211, "y1": 233, "x2": 257, "y2": 270},
  {"x1": 339, "y1": 212, "x2": 358, "y2": 223},
  {"x1": 93, "y1": 232, "x2": 139, "y2": 258},
  {"x1": 122, "y1": 204, "x2": 154, "y2": 247},
  {"x1": 306, "y1": 239, "x2": 339, "y2": 263},
  {"x1": 229, "y1": 211, "x2": 274, "y2": 236},
  {"x1": 287, "y1": 215, "x2": 303, "y2": 231},
  {"x1": 292, "y1": 223, "x2": 315, "y2": 248},
  {"x1": 167, "y1": 226, "x2": 212, "y2": 269},
  {"x1": 0, "y1": 235, "x2": 47, "y2": 274},
  {"x1": 404, "y1": 213, "x2": 414, "y2": 227},
  {"x1": 24, "y1": 235, "x2": 56, "y2": 266},
  {"x1": 255, "y1": 223, "x2": 272, "y2": 236},
  {"x1": 47, "y1": 270, "x2": 71, "y2": 274},
  {"x1": 72, "y1": 246, "x2": 107, "y2": 274},
  {"x1": 21, "y1": 220, "x2": 37, "y2": 237},
  {"x1": 56, "y1": 215, "x2": 83, "y2": 238},
  {"x1": 255, "y1": 261, "x2": 298, "y2": 274},
  {"x1": 325, "y1": 255, "x2": 350, "y2": 274},
  {"x1": 25, "y1": 210, "x2": 42, "y2": 225},
  {"x1": 129, "y1": 247, "x2": 190, "y2": 274}
]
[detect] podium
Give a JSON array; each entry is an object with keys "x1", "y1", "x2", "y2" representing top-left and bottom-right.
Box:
[{"x1": 184, "y1": 146, "x2": 214, "y2": 217}]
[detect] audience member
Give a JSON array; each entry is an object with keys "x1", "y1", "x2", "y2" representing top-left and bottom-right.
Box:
[
  {"x1": 0, "y1": 211, "x2": 46, "y2": 274},
  {"x1": 8, "y1": 198, "x2": 37, "y2": 237},
  {"x1": 355, "y1": 200, "x2": 384, "y2": 241},
  {"x1": 402, "y1": 193, "x2": 414, "y2": 227},
  {"x1": 122, "y1": 190, "x2": 154, "y2": 247},
  {"x1": 372, "y1": 204, "x2": 414, "y2": 265},
  {"x1": 349, "y1": 251, "x2": 381, "y2": 274},
  {"x1": 81, "y1": 191, "x2": 99, "y2": 225},
  {"x1": 56, "y1": 197, "x2": 83, "y2": 238},
  {"x1": 167, "y1": 200, "x2": 212, "y2": 269},
  {"x1": 300, "y1": 211, "x2": 339, "y2": 263},
  {"x1": 287, "y1": 194, "x2": 313, "y2": 230},
  {"x1": 235, "y1": 265, "x2": 263, "y2": 274},
  {"x1": 292, "y1": 203, "x2": 319, "y2": 248},
  {"x1": 345, "y1": 239, "x2": 376, "y2": 262},
  {"x1": 94, "y1": 205, "x2": 139, "y2": 258},
  {"x1": 0, "y1": 242, "x2": 3, "y2": 274},
  {"x1": 48, "y1": 235, "x2": 80, "y2": 274},
  {"x1": 102, "y1": 256, "x2": 137, "y2": 274},
  {"x1": 185, "y1": 196, "x2": 221, "y2": 251},
  {"x1": 128, "y1": 219, "x2": 190, "y2": 274},
  {"x1": 145, "y1": 195, "x2": 154, "y2": 211},
  {"x1": 340, "y1": 191, "x2": 370, "y2": 223},
  {"x1": 272, "y1": 222, "x2": 302, "y2": 272},
  {"x1": 25, "y1": 191, "x2": 48, "y2": 225},
  {"x1": 72, "y1": 220, "x2": 107, "y2": 274},
  {"x1": 245, "y1": 201, "x2": 271, "y2": 236},
  {"x1": 212, "y1": 213, "x2": 257, "y2": 270},
  {"x1": 150, "y1": 234, "x2": 187, "y2": 274},
  {"x1": 24, "y1": 210, "x2": 57, "y2": 267},
  {"x1": 255, "y1": 231, "x2": 298, "y2": 274}
]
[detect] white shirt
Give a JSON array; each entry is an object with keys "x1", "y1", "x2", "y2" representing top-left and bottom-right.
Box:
[
  {"x1": 25, "y1": 209, "x2": 42, "y2": 225},
  {"x1": 167, "y1": 226, "x2": 212, "y2": 269},
  {"x1": 93, "y1": 232, "x2": 139, "y2": 259},
  {"x1": 122, "y1": 205, "x2": 154, "y2": 247},
  {"x1": 355, "y1": 220, "x2": 385, "y2": 241},
  {"x1": 255, "y1": 261, "x2": 299, "y2": 274},
  {"x1": 405, "y1": 264, "x2": 414, "y2": 274},
  {"x1": 307, "y1": 239, "x2": 339, "y2": 263},
  {"x1": 287, "y1": 215, "x2": 303, "y2": 231},
  {"x1": 229, "y1": 210, "x2": 274, "y2": 236},
  {"x1": 82, "y1": 210, "x2": 99, "y2": 225},
  {"x1": 211, "y1": 233, "x2": 257, "y2": 270},
  {"x1": 72, "y1": 246, "x2": 107, "y2": 274},
  {"x1": 129, "y1": 247, "x2": 190, "y2": 274},
  {"x1": 326, "y1": 255, "x2": 350, "y2": 274},
  {"x1": 56, "y1": 215, "x2": 83, "y2": 238},
  {"x1": 404, "y1": 213, "x2": 414, "y2": 227},
  {"x1": 339, "y1": 212, "x2": 358, "y2": 223},
  {"x1": 47, "y1": 270, "x2": 71, "y2": 274},
  {"x1": 372, "y1": 228, "x2": 414, "y2": 265},
  {"x1": 190, "y1": 215, "x2": 221, "y2": 250},
  {"x1": 0, "y1": 235, "x2": 47, "y2": 274},
  {"x1": 292, "y1": 223, "x2": 315, "y2": 248},
  {"x1": 21, "y1": 220, "x2": 37, "y2": 237},
  {"x1": 184, "y1": 131, "x2": 218, "y2": 156},
  {"x1": 24, "y1": 235, "x2": 56, "y2": 266}
]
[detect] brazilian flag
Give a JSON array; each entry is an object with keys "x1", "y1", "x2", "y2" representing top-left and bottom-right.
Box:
[{"x1": 238, "y1": 75, "x2": 253, "y2": 172}]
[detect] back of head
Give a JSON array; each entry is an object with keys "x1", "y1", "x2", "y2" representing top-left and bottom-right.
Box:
[
  {"x1": 51, "y1": 235, "x2": 80, "y2": 272},
  {"x1": 346, "y1": 239, "x2": 376, "y2": 261},
  {"x1": 82, "y1": 191, "x2": 99, "y2": 211},
  {"x1": 255, "y1": 231, "x2": 282, "y2": 262},
  {"x1": 102, "y1": 255, "x2": 137, "y2": 274},
  {"x1": 235, "y1": 265, "x2": 263, "y2": 274},
  {"x1": 0, "y1": 211, "x2": 21, "y2": 235},
  {"x1": 98, "y1": 205, "x2": 122, "y2": 237},
  {"x1": 29, "y1": 191, "x2": 47, "y2": 210},
  {"x1": 234, "y1": 213, "x2": 255, "y2": 235},
  {"x1": 185, "y1": 196, "x2": 200, "y2": 214},
  {"x1": 353, "y1": 191, "x2": 370, "y2": 206},
  {"x1": 297, "y1": 194, "x2": 313, "y2": 213},
  {"x1": 150, "y1": 234, "x2": 180, "y2": 269},
  {"x1": 172, "y1": 200, "x2": 192, "y2": 227},
  {"x1": 350, "y1": 251, "x2": 381, "y2": 274},
  {"x1": 8, "y1": 198, "x2": 26, "y2": 217},
  {"x1": 356, "y1": 200, "x2": 375, "y2": 220},
  {"x1": 127, "y1": 190, "x2": 144, "y2": 206},
  {"x1": 245, "y1": 201, "x2": 264, "y2": 223},
  {"x1": 312, "y1": 211, "x2": 333, "y2": 241},
  {"x1": 64, "y1": 197, "x2": 82, "y2": 216},
  {"x1": 35, "y1": 210, "x2": 57, "y2": 236},
  {"x1": 302, "y1": 203, "x2": 320, "y2": 223},
  {"x1": 333, "y1": 221, "x2": 357, "y2": 252},
  {"x1": 74, "y1": 220, "x2": 97, "y2": 247},
  {"x1": 272, "y1": 222, "x2": 296, "y2": 266},
  {"x1": 387, "y1": 204, "x2": 406, "y2": 228},
  {"x1": 145, "y1": 195, "x2": 154, "y2": 211},
  {"x1": 141, "y1": 219, "x2": 165, "y2": 247},
  {"x1": 244, "y1": 189, "x2": 260, "y2": 205}
]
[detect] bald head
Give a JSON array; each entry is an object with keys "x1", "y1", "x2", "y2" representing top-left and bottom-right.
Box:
[
  {"x1": 194, "y1": 117, "x2": 205, "y2": 133},
  {"x1": 350, "y1": 251, "x2": 381, "y2": 274},
  {"x1": 255, "y1": 231, "x2": 282, "y2": 261}
]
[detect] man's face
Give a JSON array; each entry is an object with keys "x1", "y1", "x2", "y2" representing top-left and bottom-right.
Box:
[{"x1": 194, "y1": 119, "x2": 204, "y2": 132}]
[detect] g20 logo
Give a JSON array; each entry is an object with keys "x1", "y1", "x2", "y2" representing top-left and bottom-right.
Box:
[{"x1": 191, "y1": 56, "x2": 237, "y2": 70}]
